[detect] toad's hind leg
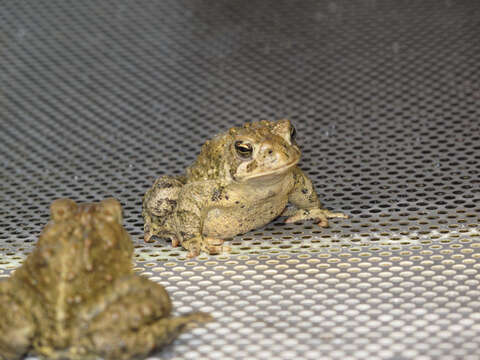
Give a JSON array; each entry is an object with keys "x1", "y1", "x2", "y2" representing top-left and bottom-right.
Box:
[
  {"x1": 79, "y1": 275, "x2": 212, "y2": 360},
  {"x1": 143, "y1": 175, "x2": 186, "y2": 244},
  {"x1": 95, "y1": 313, "x2": 212, "y2": 360},
  {"x1": 0, "y1": 281, "x2": 35, "y2": 360}
]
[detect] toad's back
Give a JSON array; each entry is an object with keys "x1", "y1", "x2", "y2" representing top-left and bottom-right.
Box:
[{"x1": 10, "y1": 199, "x2": 133, "y2": 345}]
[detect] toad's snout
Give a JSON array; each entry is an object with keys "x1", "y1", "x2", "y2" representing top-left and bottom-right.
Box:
[
  {"x1": 259, "y1": 142, "x2": 282, "y2": 165},
  {"x1": 258, "y1": 141, "x2": 298, "y2": 168}
]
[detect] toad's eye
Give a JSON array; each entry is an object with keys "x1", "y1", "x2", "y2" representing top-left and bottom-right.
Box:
[
  {"x1": 290, "y1": 126, "x2": 297, "y2": 142},
  {"x1": 234, "y1": 141, "x2": 253, "y2": 159}
]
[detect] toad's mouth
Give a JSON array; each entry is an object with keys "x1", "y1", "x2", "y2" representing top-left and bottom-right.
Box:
[{"x1": 237, "y1": 158, "x2": 300, "y2": 181}]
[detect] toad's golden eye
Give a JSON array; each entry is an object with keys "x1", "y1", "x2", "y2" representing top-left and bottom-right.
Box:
[
  {"x1": 234, "y1": 141, "x2": 253, "y2": 159},
  {"x1": 290, "y1": 126, "x2": 297, "y2": 142}
]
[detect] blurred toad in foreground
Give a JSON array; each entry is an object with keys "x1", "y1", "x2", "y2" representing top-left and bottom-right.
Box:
[{"x1": 0, "y1": 198, "x2": 211, "y2": 360}]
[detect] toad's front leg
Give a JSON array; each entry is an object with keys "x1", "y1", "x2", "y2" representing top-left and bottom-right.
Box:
[
  {"x1": 284, "y1": 208, "x2": 347, "y2": 227},
  {"x1": 174, "y1": 181, "x2": 232, "y2": 258},
  {"x1": 285, "y1": 167, "x2": 348, "y2": 227}
]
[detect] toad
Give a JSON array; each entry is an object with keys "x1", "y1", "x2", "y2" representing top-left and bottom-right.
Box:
[
  {"x1": 143, "y1": 119, "x2": 348, "y2": 257},
  {"x1": 0, "y1": 198, "x2": 211, "y2": 360}
]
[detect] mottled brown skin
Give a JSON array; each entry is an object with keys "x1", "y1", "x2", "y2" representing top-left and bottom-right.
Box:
[
  {"x1": 0, "y1": 199, "x2": 211, "y2": 360},
  {"x1": 143, "y1": 119, "x2": 348, "y2": 258}
]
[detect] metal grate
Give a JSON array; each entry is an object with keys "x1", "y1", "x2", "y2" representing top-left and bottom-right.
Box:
[{"x1": 1, "y1": 0, "x2": 480, "y2": 359}]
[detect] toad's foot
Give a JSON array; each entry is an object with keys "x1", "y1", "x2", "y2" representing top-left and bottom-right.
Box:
[
  {"x1": 86, "y1": 311, "x2": 212, "y2": 360},
  {"x1": 285, "y1": 208, "x2": 348, "y2": 227},
  {"x1": 144, "y1": 232, "x2": 179, "y2": 248},
  {"x1": 280, "y1": 206, "x2": 297, "y2": 217},
  {"x1": 171, "y1": 237, "x2": 180, "y2": 247},
  {"x1": 144, "y1": 223, "x2": 155, "y2": 243},
  {"x1": 144, "y1": 223, "x2": 178, "y2": 247},
  {"x1": 183, "y1": 236, "x2": 231, "y2": 258},
  {"x1": 144, "y1": 233, "x2": 154, "y2": 243}
]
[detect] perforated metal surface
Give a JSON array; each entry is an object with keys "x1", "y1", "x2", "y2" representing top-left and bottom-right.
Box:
[{"x1": 1, "y1": 1, "x2": 480, "y2": 359}]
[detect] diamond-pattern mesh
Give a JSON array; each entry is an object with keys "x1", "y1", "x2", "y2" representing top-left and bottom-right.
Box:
[{"x1": 1, "y1": 1, "x2": 479, "y2": 359}]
